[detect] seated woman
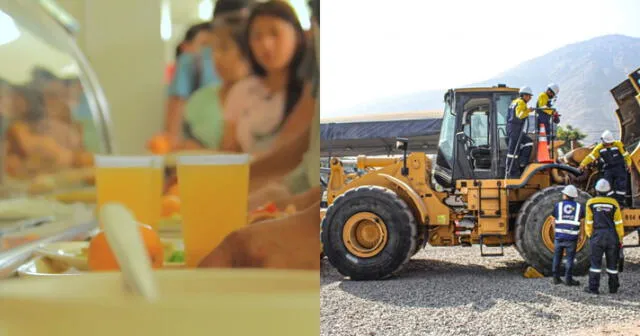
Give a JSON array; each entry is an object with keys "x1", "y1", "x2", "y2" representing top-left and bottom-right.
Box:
[{"x1": 223, "y1": 0, "x2": 309, "y2": 156}]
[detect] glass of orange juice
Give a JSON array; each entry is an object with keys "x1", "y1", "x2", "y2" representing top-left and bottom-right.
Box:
[
  {"x1": 176, "y1": 154, "x2": 250, "y2": 267},
  {"x1": 95, "y1": 155, "x2": 156, "y2": 228}
]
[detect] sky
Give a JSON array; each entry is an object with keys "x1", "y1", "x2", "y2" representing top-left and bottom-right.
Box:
[{"x1": 321, "y1": 0, "x2": 640, "y2": 116}]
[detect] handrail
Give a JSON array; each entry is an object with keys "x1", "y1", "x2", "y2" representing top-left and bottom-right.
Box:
[{"x1": 0, "y1": 219, "x2": 97, "y2": 279}]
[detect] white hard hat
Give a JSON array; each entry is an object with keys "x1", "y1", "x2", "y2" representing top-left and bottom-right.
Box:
[
  {"x1": 547, "y1": 83, "x2": 559, "y2": 95},
  {"x1": 519, "y1": 86, "x2": 533, "y2": 96},
  {"x1": 561, "y1": 185, "x2": 578, "y2": 198},
  {"x1": 595, "y1": 179, "x2": 611, "y2": 193},
  {"x1": 601, "y1": 130, "x2": 615, "y2": 144}
]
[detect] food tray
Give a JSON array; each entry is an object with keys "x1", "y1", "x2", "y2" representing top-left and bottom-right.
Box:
[
  {"x1": 0, "y1": 269, "x2": 319, "y2": 335},
  {"x1": 17, "y1": 238, "x2": 185, "y2": 277}
]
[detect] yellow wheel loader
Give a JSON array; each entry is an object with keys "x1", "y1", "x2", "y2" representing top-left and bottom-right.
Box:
[{"x1": 321, "y1": 69, "x2": 640, "y2": 280}]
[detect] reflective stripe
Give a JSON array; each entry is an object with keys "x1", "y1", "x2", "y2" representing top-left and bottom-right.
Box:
[
  {"x1": 586, "y1": 220, "x2": 594, "y2": 224},
  {"x1": 616, "y1": 191, "x2": 626, "y2": 195},
  {"x1": 593, "y1": 204, "x2": 613, "y2": 208},
  {"x1": 607, "y1": 191, "x2": 615, "y2": 196},
  {"x1": 623, "y1": 152, "x2": 630, "y2": 157},
  {"x1": 555, "y1": 229, "x2": 579, "y2": 235},
  {"x1": 574, "y1": 204, "x2": 582, "y2": 222},
  {"x1": 590, "y1": 268, "x2": 601, "y2": 273},
  {"x1": 520, "y1": 143, "x2": 533, "y2": 148},
  {"x1": 555, "y1": 220, "x2": 580, "y2": 226},
  {"x1": 589, "y1": 154, "x2": 596, "y2": 160},
  {"x1": 615, "y1": 220, "x2": 623, "y2": 225},
  {"x1": 507, "y1": 154, "x2": 516, "y2": 158},
  {"x1": 539, "y1": 136, "x2": 547, "y2": 142},
  {"x1": 606, "y1": 269, "x2": 619, "y2": 275}
]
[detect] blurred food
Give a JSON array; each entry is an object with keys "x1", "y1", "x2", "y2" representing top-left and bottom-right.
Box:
[
  {"x1": 147, "y1": 134, "x2": 172, "y2": 154},
  {"x1": 247, "y1": 202, "x2": 297, "y2": 224},
  {"x1": 27, "y1": 175, "x2": 56, "y2": 194},
  {"x1": 161, "y1": 195, "x2": 181, "y2": 217},
  {"x1": 87, "y1": 223, "x2": 164, "y2": 271},
  {"x1": 165, "y1": 183, "x2": 180, "y2": 196}
]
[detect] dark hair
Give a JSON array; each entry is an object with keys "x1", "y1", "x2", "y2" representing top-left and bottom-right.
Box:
[
  {"x1": 175, "y1": 44, "x2": 183, "y2": 59},
  {"x1": 184, "y1": 22, "x2": 211, "y2": 43},
  {"x1": 213, "y1": 0, "x2": 257, "y2": 17},
  {"x1": 246, "y1": 0, "x2": 306, "y2": 119},
  {"x1": 212, "y1": 20, "x2": 250, "y2": 58},
  {"x1": 308, "y1": 0, "x2": 319, "y2": 24}
]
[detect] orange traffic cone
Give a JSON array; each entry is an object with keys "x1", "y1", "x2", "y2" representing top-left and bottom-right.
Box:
[{"x1": 537, "y1": 124, "x2": 553, "y2": 163}]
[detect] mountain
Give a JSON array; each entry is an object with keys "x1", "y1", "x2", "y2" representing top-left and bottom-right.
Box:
[{"x1": 333, "y1": 35, "x2": 640, "y2": 143}]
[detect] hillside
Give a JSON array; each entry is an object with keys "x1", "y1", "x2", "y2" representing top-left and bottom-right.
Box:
[{"x1": 333, "y1": 35, "x2": 640, "y2": 143}]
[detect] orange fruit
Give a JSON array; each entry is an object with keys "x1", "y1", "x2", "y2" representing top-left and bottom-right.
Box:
[
  {"x1": 147, "y1": 134, "x2": 171, "y2": 154},
  {"x1": 165, "y1": 183, "x2": 180, "y2": 196},
  {"x1": 73, "y1": 151, "x2": 95, "y2": 167},
  {"x1": 87, "y1": 223, "x2": 164, "y2": 271},
  {"x1": 161, "y1": 195, "x2": 181, "y2": 217}
]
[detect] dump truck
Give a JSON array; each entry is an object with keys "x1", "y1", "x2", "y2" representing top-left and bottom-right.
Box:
[{"x1": 321, "y1": 68, "x2": 640, "y2": 280}]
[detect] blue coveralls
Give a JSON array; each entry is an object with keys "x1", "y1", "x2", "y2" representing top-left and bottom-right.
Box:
[
  {"x1": 586, "y1": 196, "x2": 623, "y2": 293},
  {"x1": 536, "y1": 91, "x2": 555, "y2": 140},
  {"x1": 599, "y1": 146, "x2": 629, "y2": 205},
  {"x1": 506, "y1": 98, "x2": 533, "y2": 178},
  {"x1": 552, "y1": 200, "x2": 584, "y2": 282}
]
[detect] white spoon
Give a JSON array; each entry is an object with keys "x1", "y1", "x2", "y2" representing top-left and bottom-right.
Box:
[{"x1": 99, "y1": 202, "x2": 159, "y2": 302}]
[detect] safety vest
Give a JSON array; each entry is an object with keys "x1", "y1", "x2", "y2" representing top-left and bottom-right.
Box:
[
  {"x1": 598, "y1": 145, "x2": 626, "y2": 168},
  {"x1": 554, "y1": 200, "x2": 583, "y2": 241},
  {"x1": 588, "y1": 198, "x2": 619, "y2": 231},
  {"x1": 506, "y1": 98, "x2": 527, "y2": 134}
]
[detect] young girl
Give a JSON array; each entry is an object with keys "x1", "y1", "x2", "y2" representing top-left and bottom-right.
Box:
[
  {"x1": 223, "y1": 0, "x2": 308, "y2": 155},
  {"x1": 180, "y1": 16, "x2": 252, "y2": 150}
]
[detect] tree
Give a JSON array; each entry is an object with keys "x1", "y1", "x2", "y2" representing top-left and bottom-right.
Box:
[{"x1": 556, "y1": 125, "x2": 587, "y2": 152}]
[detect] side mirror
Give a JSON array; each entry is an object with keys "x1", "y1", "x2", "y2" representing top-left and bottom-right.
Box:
[{"x1": 396, "y1": 138, "x2": 408, "y2": 150}]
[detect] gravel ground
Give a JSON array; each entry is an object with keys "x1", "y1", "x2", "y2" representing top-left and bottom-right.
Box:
[{"x1": 321, "y1": 233, "x2": 640, "y2": 336}]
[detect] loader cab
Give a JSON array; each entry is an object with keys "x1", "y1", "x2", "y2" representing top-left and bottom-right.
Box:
[{"x1": 433, "y1": 86, "x2": 521, "y2": 188}]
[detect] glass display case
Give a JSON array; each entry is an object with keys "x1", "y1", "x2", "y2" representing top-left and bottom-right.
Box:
[{"x1": 0, "y1": 0, "x2": 113, "y2": 275}]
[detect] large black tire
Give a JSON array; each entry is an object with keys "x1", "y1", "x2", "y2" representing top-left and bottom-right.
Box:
[
  {"x1": 515, "y1": 185, "x2": 591, "y2": 276},
  {"x1": 321, "y1": 186, "x2": 417, "y2": 280}
]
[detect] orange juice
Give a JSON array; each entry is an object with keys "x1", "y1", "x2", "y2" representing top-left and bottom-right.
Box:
[
  {"x1": 95, "y1": 156, "x2": 155, "y2": 228},
  {"x1": 149, "y1": 156, "x2": 164, "y2": 229},
  {"x1": 177, "y1": 154, "x2": 250, "y2": 267}
]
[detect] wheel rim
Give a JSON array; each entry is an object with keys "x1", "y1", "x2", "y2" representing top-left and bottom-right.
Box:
[
  {"x1": 342, "y1": 212, "x2": 388, "y2": 258},
  {"x1": 542, "y1": 216, "x2": 587, "y2": 252}
]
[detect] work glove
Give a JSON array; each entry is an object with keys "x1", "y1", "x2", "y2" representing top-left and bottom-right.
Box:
[{"x1": 552, "y1": 112, "x2": 560, "y2": 124}]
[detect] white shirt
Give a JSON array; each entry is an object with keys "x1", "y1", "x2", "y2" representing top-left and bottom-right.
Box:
[{"x1": 223, "y1": 76, "x2": 285, "y2": 154}]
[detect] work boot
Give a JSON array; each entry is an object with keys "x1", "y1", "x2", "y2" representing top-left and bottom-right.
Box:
[
  {"x1": 553, "y1": 277, "x2": 562, "y2": 285},
  {"x1": 565, "y1": 279, "x2": 580, "y2": 286},
  {"x1": 583, "y1": 287, "x2": 599, "y2": 295},
  {"x1": 609, "y1": 286, "x2": 619, "y2": 294}
]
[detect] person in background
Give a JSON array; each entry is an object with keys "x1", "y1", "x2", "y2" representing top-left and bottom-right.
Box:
[
  {"x1": 505, "y1": 86, "x2": 535, "y2": 178},
  {"x1": 199, "y1": 0, "x2": 320, "y2": 270},
  {"x1": 164, "y1": 45, "x2": 183, "y2": 85},
  {"x1": 551, "y1": 185, "x2": 584, "y2": 286},
  {"x1": 223, "y1": 0, "x2": 307, "y2": 155},
  {"x1": 579, "y1": 130, "x2": 632, "y2": 206},
  {"x1": 178, "y1": 0, "x2": 255, "y2": 150},
  {"x1": 584, "y1": 179, "x2": 624, "y2": 295},
  {"x1": 161, "y1": 22, "x2": 218, "y2": 147},
  {"x1": 536, "y1": 83, "x2": 560, "y2": 139}
]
